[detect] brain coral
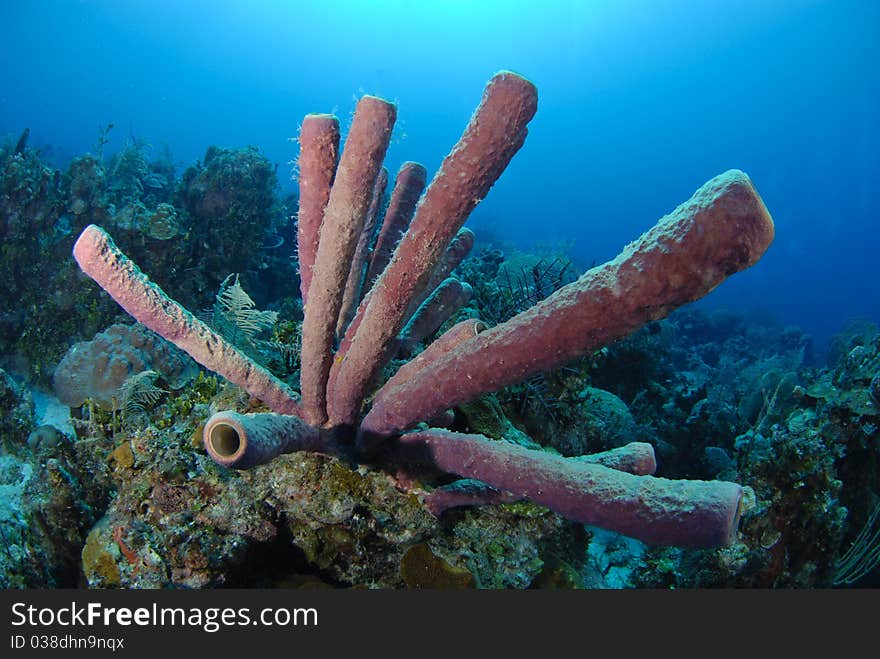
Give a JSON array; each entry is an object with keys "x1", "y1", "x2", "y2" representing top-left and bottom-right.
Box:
[{"x1": 53, "y1": 323, "x2": 198, "y2": 408}]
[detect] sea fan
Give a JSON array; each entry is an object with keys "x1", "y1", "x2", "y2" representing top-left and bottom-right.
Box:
[
  {"x1": 117, "y1": 369, "x2": 166, "y2": 423},
  {"x1": 214, "y1": 273, "x2": 278, "y2": 343}
]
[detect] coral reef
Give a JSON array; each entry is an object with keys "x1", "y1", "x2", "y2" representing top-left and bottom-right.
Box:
[
  {"x1": 71, "y1": 71, "x2": 774, "y2": 553},
  {"x1": 1, "y1": 130, "x2": 295, "y2": 385},
  {"x1": 0, "y1": 96, "x2": 880, "y2": 588},
  {"x1": 76, "y1": 399, "x2": 582, "y2": 588},
  {"x1": 0, "y1": 425, "x2": 111, "y2": 588},
  {"x1": 555, "y1": 309, "x2": 878, "y2": 588},
  {"x1": 0, "y1": 142, "x2": 114, "y2": 382},
  {"x1": 0, "y1": 368, "x2": 34, "y2": 451},
  {"x1": 18, "y1": 71, "x2": 878, "y2": 590},
  {"x1": 175, "y1": 145, "x2": 293, "y2": 309}
]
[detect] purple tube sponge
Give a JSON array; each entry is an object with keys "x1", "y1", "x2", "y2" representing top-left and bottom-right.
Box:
[
  {"x1": 299, "y1": 96, "x2": 396, "y2": 426},
  {"x1": 326, "y1": 72, "x2": 538, "y2": 428},
  {"x1": 203, "y1": 411, "x2": 323, "y2": 469},
  {"x1": 70, "y1": 71, "x2": 777, "y2": 550},
  {"x1": 336, "y1": 166, "x2": 389, "y2": 339},
  {"x1": 296, "y1": 114, "x2": 340, "y2": 305},
  {"x1": 396, "y1": 278, "x2": 473, "y2": 356},
  {"x1": 398, "y1": 429, "x2": 743, "y2": 548},
  {"x1": 422, "y1": 442, "x2": 658, "y2": 515},
  {"x1": 360, "y1": 169, "x2": 775, "y2": 441},
  {"x1": 73, "y1": 225, "x2": 304, "y2": 417},
  {"x1": 365, "y1": 161, "x2": 427, "y2": 287}
]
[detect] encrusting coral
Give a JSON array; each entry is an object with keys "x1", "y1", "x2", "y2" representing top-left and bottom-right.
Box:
[{"x1": 71, "y1": 71, "x2": 775, "y2": 548}]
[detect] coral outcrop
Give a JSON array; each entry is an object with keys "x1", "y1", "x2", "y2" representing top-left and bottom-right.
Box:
[{"x1": 53, "y1": 323, "x2": 198, "y2": 408}]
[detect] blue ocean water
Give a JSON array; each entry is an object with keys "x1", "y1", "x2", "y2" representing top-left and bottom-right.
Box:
[{"x1": 1, "y1": 0, "x2": 877, "y2": 353}]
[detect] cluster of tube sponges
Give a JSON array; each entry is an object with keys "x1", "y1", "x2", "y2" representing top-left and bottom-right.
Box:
[{"x1": 71, "y1": 71, "x2": 774, "y2": 548}]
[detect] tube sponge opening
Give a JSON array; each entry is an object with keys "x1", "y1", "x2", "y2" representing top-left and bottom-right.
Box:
[
  {"x1": 203, "y1": 410, "x2": 323, "y2": 469},
  {"x1": 208, "y1": 422, "x2": 242, "y2": 459}
]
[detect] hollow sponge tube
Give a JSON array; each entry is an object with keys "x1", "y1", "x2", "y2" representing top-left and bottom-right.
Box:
[
  {"x1": 398, "y1": 429, "x2": 743, "y2": 548},
  {"x1": 203, "y1": 411, "x2": 322, "y2": 469}
]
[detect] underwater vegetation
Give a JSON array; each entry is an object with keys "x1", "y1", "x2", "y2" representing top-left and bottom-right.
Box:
[{"x1": 1, "y1": 72, "x2": 879, "y2": 589}]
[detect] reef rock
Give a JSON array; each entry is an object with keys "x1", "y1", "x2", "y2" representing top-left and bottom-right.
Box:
[{"x1": 0, "y1": 368, "x2": 34, "y2": 450}]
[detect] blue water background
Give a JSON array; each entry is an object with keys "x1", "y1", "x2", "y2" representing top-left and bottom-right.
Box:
[{"x1": 1, "y1": 0, "x2": 877, "y2": 355}]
